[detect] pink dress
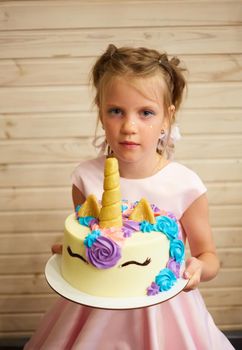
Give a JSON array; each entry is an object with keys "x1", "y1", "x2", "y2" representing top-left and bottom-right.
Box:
[{"x1": 25, "y1": 156, "x2": 234, "y2": 350}]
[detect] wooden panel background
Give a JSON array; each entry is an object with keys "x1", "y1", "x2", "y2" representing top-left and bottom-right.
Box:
[{"x1": 0, "y1": 0, "x2": 242, "y2": 338}]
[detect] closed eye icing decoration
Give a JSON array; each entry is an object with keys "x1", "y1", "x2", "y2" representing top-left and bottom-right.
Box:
[
  {"x1": 119, "y1": 258, "x2": 151, "y2": 268},
  {"x1": 67, "y1": 246, "x2": 89, "y2": 264}
]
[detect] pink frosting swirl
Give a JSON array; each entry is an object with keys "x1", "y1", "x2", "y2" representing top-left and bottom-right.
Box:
[{"x1": 86, "y1": 236, "x2": 121, "y2": 269}]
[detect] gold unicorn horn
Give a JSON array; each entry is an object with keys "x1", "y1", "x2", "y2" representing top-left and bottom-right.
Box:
[{"x1": 99, "y1": 157, "x2": 122, "y2": 228}]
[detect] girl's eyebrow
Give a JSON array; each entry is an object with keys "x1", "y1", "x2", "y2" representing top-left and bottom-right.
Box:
[
  {"x1": 140, "y1": 105, "x2": 157, "y2": 111},
  {"x1": 105, "y1": 104, "x2": 158, "y2": 111},
  {"x1": 105, "y1": 103, "x2": 123, "y2": 108}
]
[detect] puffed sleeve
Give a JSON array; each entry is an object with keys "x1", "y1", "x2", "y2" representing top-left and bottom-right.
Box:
[
  {"x1": 178, "y1": 164, "x2": 207, "y2": 214},
  {"x1": 71, "y1": 163, "x2": 85, "y2": 193},
  {"x1": 71, "y1": 156, "x2": 105, "y2": 199}
]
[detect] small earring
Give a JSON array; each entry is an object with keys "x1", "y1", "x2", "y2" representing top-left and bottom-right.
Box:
[
  {"x1": 156, "y1": 129, "x2": 166, "y2": 155},
  {"x1": 160, "y1": 129, "x2": 166, "y2": 140},
  {"x1": 106, "y1": 143, "x2": 113, "y2": 157}
]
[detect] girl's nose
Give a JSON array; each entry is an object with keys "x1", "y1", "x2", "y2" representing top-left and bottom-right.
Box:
[{"x1": 121, "y1": 118, "x2": 137, "y2": 134}]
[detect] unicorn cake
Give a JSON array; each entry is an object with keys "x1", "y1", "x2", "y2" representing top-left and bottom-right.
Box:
[{"x1": 61, "y1": 157, "x2": 185, "y2": 298}]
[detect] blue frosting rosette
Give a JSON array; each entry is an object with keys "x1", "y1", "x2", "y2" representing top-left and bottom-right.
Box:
[
  {"x1": 154, "y1": 216, "x2": 179, "y2": 240},
  {"x1": 170, "y1": 239, "x2": 185, "y2": 263},
  {"x1": 140, "y1": 220, "x2": 154, "y2": 232},
  {"x1": 84, "y1": 230, "x2": 101, "y2": 248},
  {"x1": 146, "y1": 214, "x2": 185, "y2": 296},
  {"x1": 155, "y1": 268, "x2": 177, "y2": 291},
  {"x1": 78, "y1": 216, "x2": 95, "y2": 227}
]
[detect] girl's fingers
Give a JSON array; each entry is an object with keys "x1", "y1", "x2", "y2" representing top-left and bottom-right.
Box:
[
  {"x1": 183, "y1": 257, "x2": 202, "y2": 291},
  {"x1": 183, "y1": 272, "x2": 200, "y2": 292}
]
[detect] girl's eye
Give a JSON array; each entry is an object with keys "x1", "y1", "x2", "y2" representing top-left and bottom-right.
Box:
[
  {"x1": 142, "y1": 110, "x2": 155, "y2": 118},
  {"x1": 108, "y1": 108, "x2": 123, "y2": 117}
]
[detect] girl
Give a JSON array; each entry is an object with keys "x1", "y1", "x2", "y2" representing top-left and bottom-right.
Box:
[{"x1": 25, "y1": 45, "x2": 234, "y2": 349}]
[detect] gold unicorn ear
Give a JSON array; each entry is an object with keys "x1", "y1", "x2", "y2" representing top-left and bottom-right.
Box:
[
  {"x1": 129, "y1": 198, "x2": 155, "y2": 224},
  {"x1": 99, "y1": 157, "x2": 122, "y2": 228},
  {"x1": 78, "y1": 194, "x2": 101, "y2": 218}
]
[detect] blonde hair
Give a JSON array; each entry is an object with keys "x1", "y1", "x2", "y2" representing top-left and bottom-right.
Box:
[{"x1": 91, "y1": 44, "x2": 187, "y2": 156}]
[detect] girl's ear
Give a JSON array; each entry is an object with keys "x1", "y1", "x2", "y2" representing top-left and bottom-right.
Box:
[
  {"x1": 163, "y1": 104, "x2": 175, "y2": 129},
  {"x1": 168, "y1": 104, "x2": 175, "y2": 119},
  {"x1": 161, "y1": 104, "x2": 175, "y2": 131}
]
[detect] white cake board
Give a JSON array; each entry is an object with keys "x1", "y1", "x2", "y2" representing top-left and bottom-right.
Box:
[{"x1": 45, "y1": 254, "x2": 189, "y2": 310}]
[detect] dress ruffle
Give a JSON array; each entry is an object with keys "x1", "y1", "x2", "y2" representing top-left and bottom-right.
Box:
[{"x1": 24, "y1": 290, "x2": 234, "y2": 350}]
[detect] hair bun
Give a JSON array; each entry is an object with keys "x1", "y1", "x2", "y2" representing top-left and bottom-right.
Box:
[
  {"x1": 158, "y1": 53, "x2": 169, "y2": 63},
  {"x1": 170, "y1": 56, "x2": 180, "y2": 67},
  {"x1": 106, "y1": 44, "x2": 117, "y2": 58}
]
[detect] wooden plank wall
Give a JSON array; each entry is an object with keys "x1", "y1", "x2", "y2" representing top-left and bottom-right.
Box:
[{"x1": 0, "y1": 0, "x2": 242, "y2": 338}]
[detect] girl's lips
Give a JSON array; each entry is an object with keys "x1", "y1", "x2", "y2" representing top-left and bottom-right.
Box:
[
  {"x1": 120, "y1": 141, "x2": 139, "y2": 145},
  {"x1": 119, "y1": 141, "x2": 140, "y2": 149}
]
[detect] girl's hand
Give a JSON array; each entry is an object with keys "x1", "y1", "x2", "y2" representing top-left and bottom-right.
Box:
[
  {"x1": 181, "y1": 194, "x2": 220, "y2": 290},
  {"x1": 183, "y1": 257, "x2": 204, "y2": 292},
  {"x1": 51, "y1": 244, "x2": 63, "y2": 255}
]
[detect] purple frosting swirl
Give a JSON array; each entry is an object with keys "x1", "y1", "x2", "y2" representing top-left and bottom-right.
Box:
[
  {"x1": 86, "y1": 236, "x2": 121, "y2": 269},
  {"x1": 122, "y1": 219, "x2": 140, "y2": 237},
  {"x1": 147, "y1": 282, "x2": 160, "y2": 296},
  {"x1": 151, "y1": 204, "x2": 160, "y2": 213},
  {"x1": 167, "y1": 258, "x2": 181, "y2": 278}
]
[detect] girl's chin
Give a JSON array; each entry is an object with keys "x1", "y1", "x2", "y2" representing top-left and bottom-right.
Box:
[{"x1": 112, "y1": 151, "x2": 147, "y2": 165}]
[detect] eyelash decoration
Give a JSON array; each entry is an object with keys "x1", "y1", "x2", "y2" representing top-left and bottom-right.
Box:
[
  {"x1": 119, "y1": 257, "x2": 151, "y2": 268},
  {"x1": 67, "y1": 246, "x2": 89, "y2": 264}
]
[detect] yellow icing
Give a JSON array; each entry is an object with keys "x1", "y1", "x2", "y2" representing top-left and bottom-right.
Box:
[
  {"x1": 61, "y1": 157, "x2": 174, "y2": 298},
  {"x1": 129, "y1": 198, "x2": 156, "y2": 224},
  {"x1": 78, "y1": 194, "x2": 101, "y2": 218},
  {"x1": 99, "y1": 158, "x2": 122, "y2": 228},
  {"x1": 61, "y1": 214, "x2": 170, "y2": 297}
]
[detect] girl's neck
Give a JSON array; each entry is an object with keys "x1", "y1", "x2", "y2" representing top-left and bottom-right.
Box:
[{"x1": 117, "y1": 153, "x2": 169, "y2": 179}]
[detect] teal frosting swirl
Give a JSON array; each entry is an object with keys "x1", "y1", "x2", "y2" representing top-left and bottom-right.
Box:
[
  {"x1": 84, "y1": 229, "x2": 101, "y2": 248},
  {"x1": 78, "y1": 216, "x2": 95, "y2": 227},
  {"x1": 121, "y1": 204, "x2": 128, "y2": 212},
  {"x1": 155, "y1": 268, "x2": 177, "y2": 291},
  {"x1": 140, "y1": 220, "x2": 154, "y2": 232},
  {"x1": 170, "y1": 239, "x2": 185, "y2": 263},
  {"x1": 154, "y1": 216, "x2": 178, "y2": 240},
  {"x1": 75, "y1": 205, "x2": 81, "y2": 213}
]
